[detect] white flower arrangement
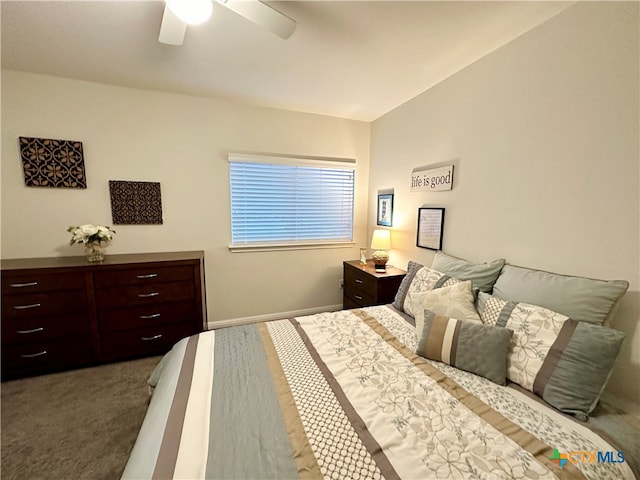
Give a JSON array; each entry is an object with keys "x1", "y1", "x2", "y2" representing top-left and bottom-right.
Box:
[{"x1": 67, "y1": 224, "x2": 116, "y2": 247}]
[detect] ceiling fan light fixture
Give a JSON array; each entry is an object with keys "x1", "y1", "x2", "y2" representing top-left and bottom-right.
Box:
[{"x1": 165, "y1": 0, "x2": 213, "y2": 25}]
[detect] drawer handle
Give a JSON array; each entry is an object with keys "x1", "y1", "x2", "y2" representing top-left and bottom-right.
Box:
[
  {"x1": 13, "y1": 303, "x2": 41, "y2": 310},
  {"x1": 138, "y1": 292, "x2": 159, "y2": 298},
  {"x1": 137, "y1": 274, "x2": 158, "y2": 279},
  {"x1": 355, "y1": 279, "x2": 364, "y2": 284},
  {"x1": 17, "y1": 327, "x2": 44, "y2": 334},
  {"x1": 141, "y1": 334, "x2": 163, "y2": 341},
  {"x1": 10, "y1": 282, "x2": 38, "y2": 288},
  {"x1": 20, "y1": 350, "x2": 47, "y2": 358},
  {"x1": 140, "y1": 313, "x2": 161, "y2": 319},
  {"x1": 355, "y1": 295, "x2": 363, "y2": 300}
]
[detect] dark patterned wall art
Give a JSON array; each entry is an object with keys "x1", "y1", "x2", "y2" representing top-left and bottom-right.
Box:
[
  {"x1": 19, "y1": 137, "x2": 87, "y2": 188},
  {"x1": 109, "y1": 180, "x2": 163, "y2": 225}
]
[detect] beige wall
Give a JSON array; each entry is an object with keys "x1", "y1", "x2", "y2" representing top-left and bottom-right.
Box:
[
  {"x1": 1, "y1": 71, "x2": 371, "y2": 322},
  {"x1": 369, "y1": 2, "x2": 639, "y2": 408},
  {"x1": 2, "y1": 1, "x2": 638, "y2": 409}
]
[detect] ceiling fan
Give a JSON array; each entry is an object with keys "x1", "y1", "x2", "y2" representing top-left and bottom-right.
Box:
[{"x1": 158, "y1": 0, "x2": 297, "y2": 45}]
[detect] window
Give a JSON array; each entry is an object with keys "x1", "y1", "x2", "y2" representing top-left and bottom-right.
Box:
[{"x1": 229, "y1": 154, "x2": 355, "y2": 250}]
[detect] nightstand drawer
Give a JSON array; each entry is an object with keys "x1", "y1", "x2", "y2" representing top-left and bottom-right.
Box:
[
  {"x1": 344, "y1": 266, "x2": 377, "y2": 292},
  {"x1": 343, "y1": 296, "x2": 361, "y2": 310},
  {"x1": 98, "y1": 301, "x2": 196, "y2": 332},
  {"x1": 2, "y1": 290, "x2": 88, "y2": 320},
  {"x1": 93, "y1": 265, "x2": 194, "y2": 288},
  {"x1": 345, "y1": 287, "x2": 375, "y2": 307},
  {"x1": 95, "y1": 280, "x2": 195, "y2": 310}
]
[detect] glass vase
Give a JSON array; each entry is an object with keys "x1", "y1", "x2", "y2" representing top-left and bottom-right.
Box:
[{"x1": 85, "y1": 244, "x2": 105, "y2": 263}]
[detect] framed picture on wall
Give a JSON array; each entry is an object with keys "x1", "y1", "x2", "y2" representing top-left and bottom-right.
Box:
[
  {"x1": 377, "y1": 193, "x2": 394, "y2": 227},
  {"x1": 417, "y1": 207, "x2": 445, "y2": 250}
]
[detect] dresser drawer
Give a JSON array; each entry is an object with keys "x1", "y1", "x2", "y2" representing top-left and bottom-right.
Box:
[
  {"x1": 95, "y1": 280, "x2": 195, "y2": 310},
  {"x1": 2, "y1": 271, "x2": 85, "y2": 295},
  {"x1": 2, "y1": 290, "x2": 88, "y2": 320},
  {"x1": 98, "y1": 301, "x2": 196, "y2": 332},
  {"x1": 100, "y1": 322, "x2": 197, "y2": 360},
  {"x1": 2, "y1": 337, "x2": 94, "y2": 379},
  {"x1": 93, "y1": 265, "x2": 194, "y2": 288},
  {"x1": 2, "y1": 313, "x2": 90, "y2": 344}
]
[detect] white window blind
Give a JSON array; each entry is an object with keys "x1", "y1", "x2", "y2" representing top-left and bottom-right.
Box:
[{"x1": 229, "y1": 154, "x2": 355, "y2": 248}]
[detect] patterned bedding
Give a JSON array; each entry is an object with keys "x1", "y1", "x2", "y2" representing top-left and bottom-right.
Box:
[{"x1": 121, "y1": 305, "x2": 636, "y2": 480}]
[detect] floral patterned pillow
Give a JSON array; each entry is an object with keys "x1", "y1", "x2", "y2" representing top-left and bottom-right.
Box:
[
  {"x1": 476, "y1": 292, "x2": 568, "y2": 390},
  {"x1": 409, "y1": 281, "x2": 481, "y2": 337},
  {"x1": 402, "y1": 266, "x2": 459, "y2": 318},
  {"x1": 476, "y1": 292, "x2": 625, "y2": 420}
]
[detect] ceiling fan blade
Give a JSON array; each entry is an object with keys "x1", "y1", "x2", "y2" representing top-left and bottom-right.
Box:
[
  {"x1": 158, "y1": 4, "x2": 187, "y2": 46},
  {"x1": 218, "y1": 0, "x2": 297, "y2": 39}
]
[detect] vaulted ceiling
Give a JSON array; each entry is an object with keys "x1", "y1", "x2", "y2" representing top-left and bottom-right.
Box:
[{"x1": 1, "y1": 1, "x2": 573, "y2": 121}]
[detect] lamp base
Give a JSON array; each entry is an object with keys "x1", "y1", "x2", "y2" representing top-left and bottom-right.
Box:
[{"x1": 372, "y1": 250, "x2": 389, "y2": 273}]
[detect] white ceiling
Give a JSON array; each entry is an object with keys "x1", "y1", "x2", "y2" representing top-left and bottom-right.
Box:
[{"x1": 1, "y1": 1, "x2": 573, "y2": 122}]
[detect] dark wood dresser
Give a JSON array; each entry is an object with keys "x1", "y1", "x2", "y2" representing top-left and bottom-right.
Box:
[
  {"x1": 1, "y1": 251, "x2": 207, "y2": 380},
  {"x1": 343, "y1": 260, "x2": 406, "y2": 309}
]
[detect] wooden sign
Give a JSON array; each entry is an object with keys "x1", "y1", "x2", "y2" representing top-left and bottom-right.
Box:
[{"x1": 411, "y1": 165, "x2": 454, "y2": 192}]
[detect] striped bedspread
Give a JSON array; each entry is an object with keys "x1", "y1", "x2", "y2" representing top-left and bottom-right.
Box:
[{"x1": 122, "y1": 306, "x2": 635, "y2": 480}]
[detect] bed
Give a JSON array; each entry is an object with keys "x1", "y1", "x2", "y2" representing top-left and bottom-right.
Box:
[{"x1": 122, "y1": 252, "x2": 637, "y2": 480}]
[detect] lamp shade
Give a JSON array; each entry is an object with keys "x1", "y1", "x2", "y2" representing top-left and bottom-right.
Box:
[{"x1": 371, "y1": 229, "x2": 391, "y2": 250}]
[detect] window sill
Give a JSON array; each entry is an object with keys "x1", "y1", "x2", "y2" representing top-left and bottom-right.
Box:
[{"x1": 228, "y1": 241, "x2": 356, "y2": 253}]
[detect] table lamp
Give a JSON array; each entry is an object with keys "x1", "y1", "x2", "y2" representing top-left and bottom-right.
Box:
[{"x1": 371, "y1": 229, "x2": 391, "y2": 272}]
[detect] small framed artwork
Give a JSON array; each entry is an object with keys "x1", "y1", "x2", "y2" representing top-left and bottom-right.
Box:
[
  {"x1": 417, "y1": 207, "x2": 445, "y2": 250},
  {"x1": 19, "y1": 136, "x2": 87, "y2": 188},
  {"x1": 377, "y1": 193, "x2": 394, "y2": 227},
  {"x1": 109, "y1": 180, "x2": 163, "y2": 224}
]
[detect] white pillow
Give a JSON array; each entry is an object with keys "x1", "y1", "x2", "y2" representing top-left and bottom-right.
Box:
[{"x1": 410, "y1": 281, "x2": 481, "y2": 336}]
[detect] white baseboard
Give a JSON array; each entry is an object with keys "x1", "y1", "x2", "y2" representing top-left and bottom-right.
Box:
[{"x1": 207, "y1": 304, "x2": 343, "y2": 330}]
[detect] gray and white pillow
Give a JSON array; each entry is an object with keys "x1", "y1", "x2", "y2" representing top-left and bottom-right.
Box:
[
  {"x1": 416, "y1": 311, "x2": 512, "y2": 385},
  {"x1": 392, "y1": 261, "x2": 423, "y2": 312},
  {"x1": 409, "y1": 281, "x2": 481, "y2": 336},
  {"x1": 476, "y1": 292, "x2": 625, "y2": 420},
  {"x1": 402, "y1": 266, "x2": 459, "y2": 318}
]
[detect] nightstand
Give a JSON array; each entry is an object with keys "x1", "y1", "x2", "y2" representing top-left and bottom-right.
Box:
[{"x1": 343, "y1": 260, "x2": 406, "y2": 309}]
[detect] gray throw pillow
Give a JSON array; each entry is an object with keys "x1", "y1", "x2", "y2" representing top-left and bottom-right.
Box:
[
  {"x1": 431, "y1": 251, "x2": 505, "y2": 293},
  {"x1": 492, "y1": 264, "x2": 628, "y2": 326},
  {"x1": 416, "y1": 310, "x2": 512, "y2": 385}
]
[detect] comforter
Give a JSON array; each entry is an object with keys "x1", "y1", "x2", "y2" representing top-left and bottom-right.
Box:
[{"x1": 122, "y1": 305, "x2": 635, "y2": 479}]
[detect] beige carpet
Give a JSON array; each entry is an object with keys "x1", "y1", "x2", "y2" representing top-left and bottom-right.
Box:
[{"x1": 1, "y1": 356, "x2": 161, "y2": 480}]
